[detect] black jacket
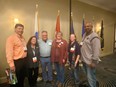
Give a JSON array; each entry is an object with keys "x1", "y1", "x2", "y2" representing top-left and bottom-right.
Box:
[
  {"x1": 26, "y1": 45, "x2": 40, "y2": 68},
  {"x1": 68, "y1": 41, "x2": 80, "y2": 64}
]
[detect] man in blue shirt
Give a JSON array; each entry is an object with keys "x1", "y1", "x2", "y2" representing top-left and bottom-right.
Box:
[{"x1": 38, "y1": 31, "x2": 53, "y2": 85}]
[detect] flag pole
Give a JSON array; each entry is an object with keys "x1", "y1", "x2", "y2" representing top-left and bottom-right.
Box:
[
  {"x1": 83, "y1": 14, "x2": 85, "y2": 19},
  {"x1": 34, "y1": 4, "x2": 39, "y2": 39},
  {"x1": 69, "y1": 0, "x2": 72, "y2": 35},
  {"x1": 71, "y1": 12, "x2": 73, "y2": 17},
  {"x1": 92, "y1": 16, "x2": 95, "y2": 32}
]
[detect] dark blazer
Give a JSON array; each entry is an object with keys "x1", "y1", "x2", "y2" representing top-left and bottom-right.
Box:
[
  {"x1": 68, "y1": 41, "x2": 81, "y2": 65},
  {"x1": 26, "y1": 45, "x2": 40, "y2": 68}
]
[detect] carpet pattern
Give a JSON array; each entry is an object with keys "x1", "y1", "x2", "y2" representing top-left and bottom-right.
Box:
[{"x1": 0, "y1": 53, "x2": 116, "y2": 87}]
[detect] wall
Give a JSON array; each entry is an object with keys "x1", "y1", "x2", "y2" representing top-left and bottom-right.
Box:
[
  {"x1": 0, "y1": 0, "x2": 69, "y2": 83},
  {"x1": 0, "y1": 0, "x2": 116, "y2": 83},
  {"x1": 71, "y1": 0, "x2": 116, "y2": 56}
]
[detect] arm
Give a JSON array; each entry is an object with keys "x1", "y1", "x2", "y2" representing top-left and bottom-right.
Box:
[
  {"x1": 6, "y1": 37, "x2": 15, "y2": 71},
  {"x1": 75, "y1": 55, "x2": 80, "y2": 67},
  {"x1": 90, "y1": 38, "x2": 100, "y2": 68},
  {"x1": 51, "y1": 40, "x2": 55, "y2": 63},
  {"x1": 74, "y1": 42, "x2": 81, "y2": 67},
  {"x1": 63, "y1": 40, "x2": 68, "y2": 63}
]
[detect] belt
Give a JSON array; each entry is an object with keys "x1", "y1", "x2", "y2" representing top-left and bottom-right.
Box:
[{"x1": 40, "y1": 56, "x2": 50, "y2": 58}]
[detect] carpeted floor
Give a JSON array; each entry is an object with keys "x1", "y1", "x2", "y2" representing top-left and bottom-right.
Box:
[{"x1": 0, "y1": 53, "x2": 116, "y2": 87}]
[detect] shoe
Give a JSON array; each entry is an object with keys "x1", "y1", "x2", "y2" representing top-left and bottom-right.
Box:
[
  {"x1": 47, "y1": 80, "x2": 52, "y2": 83},
  {"x1": 43, "y1": 81, "x2": 47, "y2": 87},
  {"x1": 53, "y1": 71, "x2": 57, "y2": 75},
  {"x1": 75, "y1": 81, "x2": 80, "y2": 85},
  {"x1": 56, "y1": 81, "x2": 60, "y2": 86},
  {"x1": 58, "y1": 82, "x2": 63, "y2": 87},
  {"x1": 37, "y1": 76, "x2": 42, "y2": 82},
  {"x1": 47, "y1": 80, "x2": 54, "y2": 86}
]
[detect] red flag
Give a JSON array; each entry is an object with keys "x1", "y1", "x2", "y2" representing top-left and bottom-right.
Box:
[{"x1": 56, "y1": 10, "x2": 60, "y2": 32}]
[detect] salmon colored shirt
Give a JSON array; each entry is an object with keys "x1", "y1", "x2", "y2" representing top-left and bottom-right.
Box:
[{"x1": 6, "y1": 33, "x2": 27, "y2": 68}]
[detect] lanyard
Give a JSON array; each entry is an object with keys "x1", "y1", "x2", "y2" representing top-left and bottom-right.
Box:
[
  {"x1": 17, "y1": 35, "x2": 26, "y2": 47},
  {"x1": 32, "y1": 48, "x2": 36, "y2": 56}
]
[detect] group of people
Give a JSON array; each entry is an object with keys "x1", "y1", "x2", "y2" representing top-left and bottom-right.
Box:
[{"x1": 6, "y1": 21, "x2": 100, "y2": 87}]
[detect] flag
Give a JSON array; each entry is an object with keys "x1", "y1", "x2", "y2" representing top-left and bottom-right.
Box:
[
  {"x1": 70, "y1": 13, "x2": 75, "y2": 35},
  {"x1": 82, "y1": 16, "x2": 85, "y2": 37},
  {"x1": 92, "y1": 16, "x2": 95, "y2": 32},
  {"x1": 34, "y1": 4, "x2": 39, "y2": 39},
  {"x1": 56, "y1": 10, "x2": 60, "y2": 33},
  {"x1": 100, "y1": 20, "x2": 104, "y2": 50}
]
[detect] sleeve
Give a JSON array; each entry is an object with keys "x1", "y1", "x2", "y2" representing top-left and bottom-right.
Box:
[
  {"x1": 37, "y1": 47, "x2": 40, "y2": 61},
  {"x1": 51, "y1": 40, "x2": 55, "y2": 62},
  {"x1": 91, "y1": 38, "x2": 101, "y2": 61},
  {"x1": 75, "y1": 42, "x2": 81, "y2": 56},
  {"x1": 6, "y1": 37, "x2": 14, "y2": 68},
  {"x1": 68, "y1": 43, "x2": 70, "y2": 53},
  {"x1": 64, "y1": 40, "x2": 68, "y2": 60},
  {"x1": 36, "y1": 42, "x2": 40, "y2": 59}
]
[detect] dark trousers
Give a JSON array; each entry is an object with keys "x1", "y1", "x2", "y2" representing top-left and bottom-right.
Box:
[
  {"x1": 28, "y1": 67, "x2": 38, "y2": 87},
  {"x1": 10, "y1": 58, "x2": 26, "y2": 87}
]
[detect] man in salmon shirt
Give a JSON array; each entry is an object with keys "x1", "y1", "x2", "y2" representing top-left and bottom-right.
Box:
[{"x1": 6, "y1": 24, "x2": 27, "y2": 87}]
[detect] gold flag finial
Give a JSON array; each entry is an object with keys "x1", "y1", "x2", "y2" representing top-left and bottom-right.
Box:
[
  {"x1": 71, "y1": 12, "x2": 73, "y2": 16},
  {"x1": 93, "y1": 16, "x2": 94, "y2": 21},
  {"x1": 83, "y1": 14, "x2": 85, "y2": 19},
  {"x1": 58, "y1": 10, "x2": 60, "y2": 15},
  {"x1": 36, "y1": 4, "x2": 38, "y2": 9}
]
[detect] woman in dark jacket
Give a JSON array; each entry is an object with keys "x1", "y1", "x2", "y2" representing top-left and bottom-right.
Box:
[
  {"x1": 68, "y1": 34, "x2": 81, "y2": 85},
  {"x1": 27, "y1": 36, "x2": 40, "y2": 87}
]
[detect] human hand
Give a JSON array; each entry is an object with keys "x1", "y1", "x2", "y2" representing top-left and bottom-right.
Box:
[
  {"x1": 10, "y1": 66, "x2": 15, "y2": 72},
  {"x1": 89, "y1": 62, "x2": 96, "y2": 68},
  {"x1": 63, "y1": 59, "x2": 65, "y2": 63},
  {"x1": 74, "y1": 62, "x2": 77, "y2": 67}
]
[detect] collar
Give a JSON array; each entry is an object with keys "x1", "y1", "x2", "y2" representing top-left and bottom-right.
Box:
[
  {"x1": 42, "y1": 39, "x2": 48, "y2": 43},
  {"x1": 56, "y1": 39, "x2": 62, "y2": 43},
  {"x1": 15, "y1": 33, "x2": 23, "y2": 38}
]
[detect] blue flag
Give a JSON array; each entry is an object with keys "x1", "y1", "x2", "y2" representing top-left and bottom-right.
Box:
[
  {"x1": 70, "y1": 14, "x2": 75, "y2": 35},
  {"x1": 34, "y1": 4, "x2": 39, "y2": 39}
]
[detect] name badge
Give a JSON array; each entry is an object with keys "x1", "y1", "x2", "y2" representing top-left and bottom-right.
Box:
[
  {"x1": 48, "y1": 42, "x2": 52, "y2": 46},
  {"x1": 80, "y1": 42, "x2": 83, "y2": 46},
  {"x1": 70, "y1": 47, "x2": 75, "y2": 52},
  {"x1": 70, "y1": 47, "x2": 75, "y2": 51},
  {"x1": 33, "y1": 57, "x2": 37, "y2": 63},
  {"x1": 61, "y1": 42, "x2": 64, "y2": 44}
]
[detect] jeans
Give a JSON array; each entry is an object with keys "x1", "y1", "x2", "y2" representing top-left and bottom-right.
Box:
[
  {"x1": 71, "y1": 62, "x2": 79, "y2": 83},
  {"x1": 54, "y1": 62, "x2": 65, "y2": 83},
  {"x1": 40, "y1": 57, "x2": 52, "y2": 81},
  {"x1": 83, "y1": 62, "x2": 96, "y2": 87}
]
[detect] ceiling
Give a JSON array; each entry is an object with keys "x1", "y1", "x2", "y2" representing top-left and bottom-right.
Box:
[{"x1": 78, "y1": 0, "x2": 116, "y2": 13}]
